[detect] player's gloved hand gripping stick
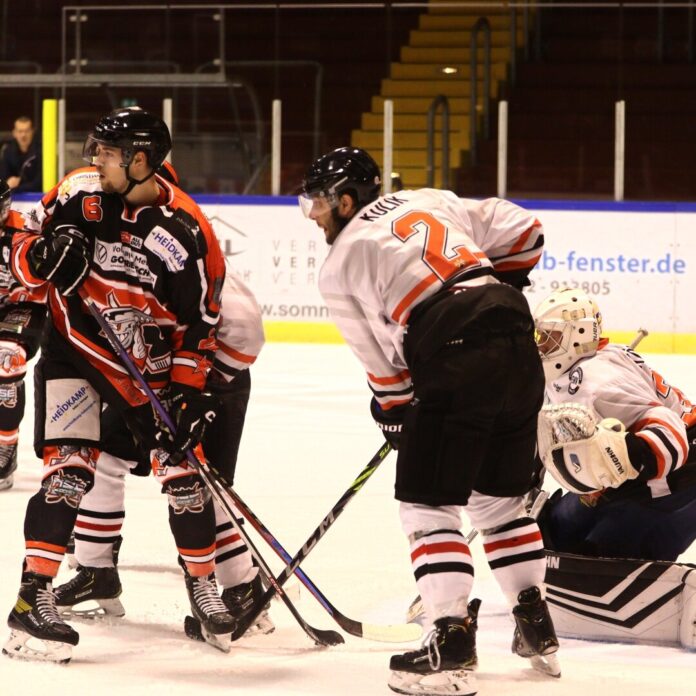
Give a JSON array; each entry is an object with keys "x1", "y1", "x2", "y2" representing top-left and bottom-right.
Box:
[{"x1": 80, "y1": 293, "x2": 343, "y2": 647}]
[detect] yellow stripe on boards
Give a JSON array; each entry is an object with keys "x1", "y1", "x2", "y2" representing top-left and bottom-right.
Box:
[
  {"x1": 263, "y1": 322, "x2": 345, "y2": 344},
  {"x1": 262, "y1": 322, "x2": 696, "y2": 354},
  {"x1": 605, "y1": 332, "x2": 696, "y2": 354},
  {"x1": 42, "y1": 99, "x2": 58, "y2": 191}
]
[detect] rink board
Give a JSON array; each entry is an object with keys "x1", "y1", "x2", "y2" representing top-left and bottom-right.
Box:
[{"x1": 13, "y1": 194, "x2": 696, "y2": 353}]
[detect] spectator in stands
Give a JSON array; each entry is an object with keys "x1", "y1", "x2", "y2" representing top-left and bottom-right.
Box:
[{"x1": 0, "y1": 117, "x2": 41, "y2": 192}]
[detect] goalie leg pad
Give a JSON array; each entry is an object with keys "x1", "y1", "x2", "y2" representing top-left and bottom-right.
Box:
[
  {"x1": 544, "y1": 550, "x2": 696, "y2": 648},
  {"x1": 679, "y1": 570, "x2": 696, "y2": 649}
]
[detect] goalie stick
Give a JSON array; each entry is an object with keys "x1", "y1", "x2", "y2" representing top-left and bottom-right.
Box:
[{"x1": 82, "y1": 296, "x2": 343, "y2": 648}]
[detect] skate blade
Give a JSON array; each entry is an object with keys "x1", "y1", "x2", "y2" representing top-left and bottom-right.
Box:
[
  {"x1": 2, "y1": 629, "x2": 72, "y2": 664},
  {"x1": 58, "y1": 596, "x2": 125, "y2": 620},
  {"x1": 529, "y1": 652, "x2": 561, "y2": 678},
  {"x1": 0, "y1": 475, "x2": 14, "y2": 492},
  {"x1": 184, "y1": 616, "x2": 231, "y2": 653},
  {"x1": 388, "y1": 668, "x2": 477, "y2": 696}
]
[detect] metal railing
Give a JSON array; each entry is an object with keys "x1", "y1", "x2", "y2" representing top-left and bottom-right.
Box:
[
  {"x1": 469, "y1": 17, "x2": 491, "y2": 168},
  {"x1": 426, "y1": 95, "x2": 450, "y2": 189}
]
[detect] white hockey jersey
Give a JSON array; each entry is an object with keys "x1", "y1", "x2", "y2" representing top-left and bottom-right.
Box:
[
  {"x1": 213, "y1": 267, "x2": 265, "y2": 381},
  {"x1": 544, "y1": 342, "x2": 696, "y2": 497},
  {"x1": 318, "y1": 189, "x2": 542, "y2": 410}
]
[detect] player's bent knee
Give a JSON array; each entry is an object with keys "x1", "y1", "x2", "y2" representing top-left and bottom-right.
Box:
[
  {"x1": 0, "y1": 340, "x2": 27, "y2": 379},
  {"x1": 40, "y1": 466, "x2": 94, "y2": 507},
  {"x1": 164, "y1": 475, "x2": 212, "y2": 514},
  {"x1": 399, "y1": 501, "x2": 461, "y2": 538}
]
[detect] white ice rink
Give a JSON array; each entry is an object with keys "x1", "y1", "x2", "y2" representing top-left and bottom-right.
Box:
[{"x1": 1, "y1": 343, "x2": 694, "y2": 695}]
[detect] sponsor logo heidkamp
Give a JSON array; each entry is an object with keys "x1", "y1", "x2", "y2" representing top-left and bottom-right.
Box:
[
  {"x1": 145, "y1": 226, "x2": 188, "y2": 271},
  {"x1": 50, "y1": 386, "x2": 88, "y2": 423}
]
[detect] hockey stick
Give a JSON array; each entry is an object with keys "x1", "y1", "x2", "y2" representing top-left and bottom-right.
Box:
[
  {"x1": 229, "y1": 440, "x2": 408, "y2": 640},
  {"x1": 205, "y1": 447, "x2": 421, "y2": 642},
  {"x1": 628, "y1": 328, "x2": 649, "y2": 351},
  {"x1": 82, "y1": 296, "x2": 343, "y2": 647}
]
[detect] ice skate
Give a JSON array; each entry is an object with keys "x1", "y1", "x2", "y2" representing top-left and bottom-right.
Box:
[
  {"x1": 222, "y1": 573, "x2": 274, "y2": 635},
  {"x1": 511, "y1": 586, "x2": 561, "y2": 677},
  {"x1": 3, "y1": 572, "x2": 79, "y2": 663},
  {"x1": 54, "y1": 566, "x2": 125, "y2": 618},
  {"x1": 185, "y1": 572, "x2": 272, "y2": 650},
  {"x1": 0, "y1": 443, "x2": 17, "y2": 492},
  {"x1": 185, "y1": 571, "x2": 237, "y2": 638},
  {"x1": 388, "y1": 599, "x2": 480, "y2": 696}
]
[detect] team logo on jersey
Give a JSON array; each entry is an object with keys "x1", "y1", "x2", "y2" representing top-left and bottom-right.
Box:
[
  {"x1": 568, "y1": 367, "x2": 584, "y2": 395},
  {"x1": 144, "y1": 226, "x2": 188, "y2": 272},
  {"x1": 101, "y1": 292, "x2": 171, "y2": 376}
]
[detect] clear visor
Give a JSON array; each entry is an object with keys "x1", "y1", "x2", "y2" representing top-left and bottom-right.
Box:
[
  {"x1": 298, "y1": 190, "x2": 338, "y2": 218},
  {"x1": 82, "y1": 134, "x2": 125, "y2": 168}
]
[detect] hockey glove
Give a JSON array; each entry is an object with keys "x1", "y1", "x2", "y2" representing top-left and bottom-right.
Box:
[
  {"x1": 159, "y1": 384, "x2": 219, "y2": 466},
  {"x1": 370, "y1": 397, "x2": 409, "y2": 450},
  {"x1": 543, "y1": 418, "x2": 639, "y2": 494},
  {"x1": 28, "y1": 224, "x2": 90, "y2": 296}
]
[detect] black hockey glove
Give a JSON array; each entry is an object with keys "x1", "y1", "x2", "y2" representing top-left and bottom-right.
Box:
[
  {"x1": 158, "y1": 384, "x2": 219, "y2": 466},
  {"x1": 370, "y1": 397, "x2": 409, "y2": 450},
  {"x1": 28, "y1": 224, "x2": 90, "y2": 296}
]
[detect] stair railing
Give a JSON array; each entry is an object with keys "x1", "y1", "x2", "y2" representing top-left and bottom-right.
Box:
[
  {"x1": 470, "y1": 17, "x2": 491, "y2": 167},
  {"x1": 426, "y1": 94, "x2": 449, "y2": 189}
]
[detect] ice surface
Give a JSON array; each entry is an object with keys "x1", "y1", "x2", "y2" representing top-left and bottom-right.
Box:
[{"x1": 1, "y1": 345, "x2": 694, "y2": 695}]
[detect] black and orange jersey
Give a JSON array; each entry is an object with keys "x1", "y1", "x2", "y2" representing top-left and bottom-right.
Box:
[
  {"x1": 0, "y1": 209, "x2": 48, "y2": 306},
  {"x1": 11, "y1": 167, "x2": 225, "y2": 406}
]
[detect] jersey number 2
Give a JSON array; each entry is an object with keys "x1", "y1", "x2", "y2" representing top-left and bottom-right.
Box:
[{"x1": 391, "y1": 210, "x2": 481, "y2": 281}]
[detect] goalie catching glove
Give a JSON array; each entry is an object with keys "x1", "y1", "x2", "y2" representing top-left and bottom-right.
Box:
[
  {"x1": 28, "y1": 223, "x2": 91, "y2": 296},
  {"x1": 538, "y1": 403, "x2": 640, "y2": 494},
  {"x1": 158, "y1": 384, "x2": 219, "y2": 466}
]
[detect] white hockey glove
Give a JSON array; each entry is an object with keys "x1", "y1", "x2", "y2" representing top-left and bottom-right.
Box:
[{"x1": 538, "y1": 403, "x2": 640, "y2": 494}]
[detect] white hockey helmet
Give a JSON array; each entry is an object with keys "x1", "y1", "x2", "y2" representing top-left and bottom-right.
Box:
[{"x1": 533, "y1": 288, "x2": 602, "y2": 381}]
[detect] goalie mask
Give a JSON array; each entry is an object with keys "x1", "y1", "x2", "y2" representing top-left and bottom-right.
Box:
[{"x1": 533, "y1": 288, "x2": 602, "y2": 381}]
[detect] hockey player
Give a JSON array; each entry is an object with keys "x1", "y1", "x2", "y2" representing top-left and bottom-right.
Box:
[
  {"x1": 299, "y1": 147, "x2": 559, "y2": 696},
  {"x1": 3, "y1": 108, "x2": 233, "y2": 664},
  {"x1": 54, "y1": 265, "x2": 274, "y2": 647},
  {"x1": 532, "y1": 287, "x2": 696, "y2": 649},
  {"x1": 0, "y1": 179, "x2": 47, "y2": 491},
  {"x1": 534, "y1": 287, "x2": 696, "y2": 561}
]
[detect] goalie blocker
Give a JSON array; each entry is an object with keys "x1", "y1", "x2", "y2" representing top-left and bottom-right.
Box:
[{"x1": 544, "y1": 551, "x2": 696, "y2": 649}]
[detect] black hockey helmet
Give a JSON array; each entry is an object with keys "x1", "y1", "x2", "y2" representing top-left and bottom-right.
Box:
[
  {"x1": 299, "y1": 147, "x2": 381, "y2": 217},
  {"x1": 0, "y1": 178, "x2": 11, "y2": 225},
  {"x1": 83, "y1": 107, "x2": 171, "y2": 174}
]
